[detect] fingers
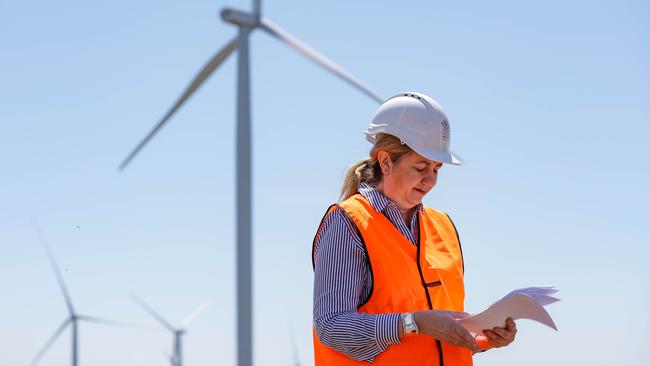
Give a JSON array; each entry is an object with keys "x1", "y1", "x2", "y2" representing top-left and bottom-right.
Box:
[
  {"x1": 483, "y1": 329, "x2": 505, "y2": 343},
  {"x1": 416, "y1": 310, "x2": 481, "y2": 353},
  {"x1": 453, "y1": 327, "x2": 481, "y2": 353},
  {"x1": 482, "y1": 318, "x2": 517, "y2": 348},
  {"x1": 490, "y1": 326, "x2": 510, "y2": 339},
  {"x1": 490, "y1": 318, "x2": 516, "y2": 338},
  {"x1": 483, "y1": 329, "x2": 505, "y2": 347}
]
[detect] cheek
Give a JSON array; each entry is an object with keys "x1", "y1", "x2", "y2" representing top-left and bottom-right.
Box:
[
  {"x1": 414, "y1": 172, "x2": 428, "y2": 185},
  {"x1": 404, "y1": 173, "x2": 424, "y2": 190},
  {"x1": 394, "y1": 174, "x2": 413, "y2": 196},
  {"x1": 395, "y1": 169, "x2": 427, "y2": 197}
]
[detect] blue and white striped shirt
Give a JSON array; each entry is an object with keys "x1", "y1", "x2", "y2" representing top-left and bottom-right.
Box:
[{"x1": 313, "y1": 183, "x2": 424, "y2": 362}]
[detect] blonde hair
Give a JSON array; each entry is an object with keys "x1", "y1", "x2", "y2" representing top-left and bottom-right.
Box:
[{"x1": 339, "y1": 134, "x2": 413, "y2": 201}]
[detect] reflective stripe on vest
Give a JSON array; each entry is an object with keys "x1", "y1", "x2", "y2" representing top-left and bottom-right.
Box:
[{"x1": 312, "y1": 194, "x2": 473, "y2": 366}]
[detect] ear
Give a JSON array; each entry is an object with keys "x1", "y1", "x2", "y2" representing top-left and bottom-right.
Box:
[{"x1": 377, "y1": 151, "x2": 392, "y2": 175}]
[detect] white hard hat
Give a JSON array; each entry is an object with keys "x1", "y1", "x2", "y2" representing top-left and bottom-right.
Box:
[{"x1": 365, "y1": 92, "x2": 461, "y2": 165}]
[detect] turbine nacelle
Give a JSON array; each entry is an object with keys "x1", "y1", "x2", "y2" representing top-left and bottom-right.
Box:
[{"x1": 221, "y1": 8, "x2": 259, "y2": 28}]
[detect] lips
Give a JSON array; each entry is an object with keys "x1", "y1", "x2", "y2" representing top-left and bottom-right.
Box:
[{"x1": 414, "y1": 188, "x2": 427, "y2": 195}]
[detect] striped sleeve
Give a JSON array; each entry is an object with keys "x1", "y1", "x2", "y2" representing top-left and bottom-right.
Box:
[{"x1": 313, "y1": 206, "x2": 401, "y2": 362}]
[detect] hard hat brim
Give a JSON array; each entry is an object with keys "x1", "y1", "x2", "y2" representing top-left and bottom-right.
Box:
[
  {"x1": 365, "y1": 132, "x2": 462, "y2": 165},
  {"x1": 411, "y1": 146, "x2": 462, "y2": 165}
]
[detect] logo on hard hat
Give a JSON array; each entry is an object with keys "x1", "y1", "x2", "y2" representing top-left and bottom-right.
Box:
[{"x1": 441, "y1": 120, "x2": 450, "y2": 142}]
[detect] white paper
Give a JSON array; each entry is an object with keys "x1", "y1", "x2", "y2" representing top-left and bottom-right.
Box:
[{"x1": 459, "y1": 286, "x2": 559, "y2": 335}]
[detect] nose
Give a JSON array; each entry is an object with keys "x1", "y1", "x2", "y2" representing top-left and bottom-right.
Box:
[{"x1": 422, "y1": 171, "x2": 438, "y2": 187}]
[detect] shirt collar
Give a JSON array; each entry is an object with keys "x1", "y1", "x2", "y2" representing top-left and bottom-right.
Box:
[{"x1": 358, "y1": 182, "x2": 424, "y2": 214}]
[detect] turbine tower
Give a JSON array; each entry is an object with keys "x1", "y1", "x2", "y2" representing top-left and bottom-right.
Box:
[
  {"x1": 289, "y1": 327, "x2": 302, "y2": 366},
  {"x1": 31, "y1": 228, "x2": 131, "y2": 366},
  {"x1": 119, "y1": 2, "x2": 384, "y2": 366},
  {"x1": 132, "y1": 295, "x2": 213, "y2": 366}
]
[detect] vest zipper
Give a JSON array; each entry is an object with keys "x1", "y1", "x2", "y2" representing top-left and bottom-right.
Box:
[{"x1": 415, "y1": 212, "x2": 445, "y2": 366}]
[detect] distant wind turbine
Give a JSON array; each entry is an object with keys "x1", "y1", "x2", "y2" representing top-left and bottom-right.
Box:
[
  {"x1": 118, "y1": 1, "x2": 384, "y2": 366},
  {"x1": 132, "y1": 295, "x2": 213, "y2": 366},
  {"x1": 30, "y1": 227, "x2": 132, "y2": 366}
]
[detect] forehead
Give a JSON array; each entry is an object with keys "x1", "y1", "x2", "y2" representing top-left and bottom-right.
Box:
[{"x1": 405, "y1": 151, "x2": 443, "y2": 168}]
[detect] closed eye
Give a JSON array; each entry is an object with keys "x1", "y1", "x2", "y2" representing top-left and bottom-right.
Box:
[{"x1": 415, "y1": 166, "x2": 439, "y2": 173}]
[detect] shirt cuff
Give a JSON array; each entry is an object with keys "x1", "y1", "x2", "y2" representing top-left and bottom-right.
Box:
[{"x1": 375, "y1": 313, "x2": 402, "y2": 351}]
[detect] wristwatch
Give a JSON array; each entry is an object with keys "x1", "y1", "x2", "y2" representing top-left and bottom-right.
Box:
[{"x1": 401, "y1": 312, "x2": 419, "y2": 334}]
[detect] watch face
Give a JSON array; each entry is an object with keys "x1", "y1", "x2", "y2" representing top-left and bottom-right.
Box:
[{"x1": 402, "y1": 313, "x2": 418, "y2": 334}]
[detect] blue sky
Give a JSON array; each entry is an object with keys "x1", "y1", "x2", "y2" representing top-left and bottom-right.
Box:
[{"x1": 1, "y1": 0, "x2": 648, "y2": 365}]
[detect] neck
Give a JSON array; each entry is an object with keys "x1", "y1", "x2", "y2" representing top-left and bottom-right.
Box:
[
  {"x1": 399, "y1": 207, "x2": 414, "y2": 225},
  {"x1": 374, "y1": 182, "x2": 415, "y2": 223}
]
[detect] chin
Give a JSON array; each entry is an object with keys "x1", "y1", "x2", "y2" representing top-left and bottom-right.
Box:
[
  {"x1": 411, "y1": 190, "x2": 426, "y2": 199},
  {"x1": 408, "y1": 197, "x2": 423, "y2": 207}
]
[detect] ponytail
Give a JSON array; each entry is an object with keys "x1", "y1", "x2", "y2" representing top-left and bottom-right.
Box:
[
  {"x1": 340, "y1": 158, "x2": 377, "y2": 201},
  {"x1": 339, "y1": 134, "x2": 412, "y2": 201}
]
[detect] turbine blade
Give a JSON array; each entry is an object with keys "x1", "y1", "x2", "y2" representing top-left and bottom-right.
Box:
[
  {"x1": 260, "y1": 18, "x2": 384, "y2": 104},
  {"x1": 33, "y1": 224, "x2": 75, "y2": 315},
  {"x1": 180, "y1": 300, "x2": 214, "y2": 328},
  {"x1": 77, "y1": 314, "x2": 138, "y2": 328},
  {"x1": 131, "y1": 294, "x2": 176, "y2": 332},
  {"x1": 30, "y1": 318, "x2": 71, "y2": 366},
  {"x1": 118, "y1": 37, "x2": 238, "y2": 171}
]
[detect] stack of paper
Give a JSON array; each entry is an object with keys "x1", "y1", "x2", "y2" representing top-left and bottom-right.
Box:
[{"x1": 459, "y1": 286, "x2": 560, "y2": 335}]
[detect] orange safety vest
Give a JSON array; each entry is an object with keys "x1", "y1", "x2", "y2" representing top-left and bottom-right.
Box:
[{"x1": 312, "y1": 194, "x2": 473, "y2": 366}]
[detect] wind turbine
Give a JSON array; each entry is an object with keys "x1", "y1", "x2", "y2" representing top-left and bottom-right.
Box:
[
  {"x1": 31, "y1": 228, "x2": 132, "y2": 366},
  {"x1": 132, "y1": 295, "x2": 213, "y2": 366},
  {"x1": 118, "y1": 2, "x2": 384, "y2": 366}
]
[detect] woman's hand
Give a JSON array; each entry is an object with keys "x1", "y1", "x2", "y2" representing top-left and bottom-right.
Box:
[
  {"x1": 478, "y1": 317, "x2": 517, "y2": 349},
  {"x1": 413, "y1": 310, "x2": 481, "y2": 353}
]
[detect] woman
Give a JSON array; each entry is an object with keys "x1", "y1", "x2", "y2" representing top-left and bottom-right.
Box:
[{"x1": 312, "y1": 92, "x2": 517, "y2": 365}]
